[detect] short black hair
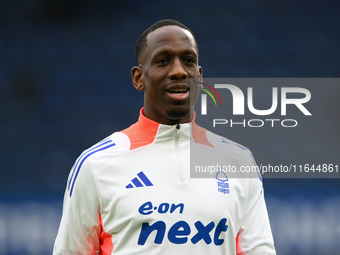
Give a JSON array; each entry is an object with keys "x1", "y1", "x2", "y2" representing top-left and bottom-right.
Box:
[{"x1": 135, "y1": 19, "x2": 197, "y2": 65}]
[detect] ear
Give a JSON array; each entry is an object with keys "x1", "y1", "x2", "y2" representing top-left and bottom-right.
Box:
[
  {"x1": 131, "y1": 66, "x2": 145, "y2": 91},
  {"x1": 197, "y1": 66, "x2": 203, "y2": 88},
  {"x1": 198, "y1": 66, "x2": 203, "y2": 82}
]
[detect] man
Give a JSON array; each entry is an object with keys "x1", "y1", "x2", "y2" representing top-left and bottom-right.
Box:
[{"x1": 53, "y1": 19, "x2": 276, "y2": 254}]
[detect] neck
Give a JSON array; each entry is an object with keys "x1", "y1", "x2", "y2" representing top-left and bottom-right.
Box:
[{"x1": 142, "y1": 107, "x2": 194, "y2": 125}]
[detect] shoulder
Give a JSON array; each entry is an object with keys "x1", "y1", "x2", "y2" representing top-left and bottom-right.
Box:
[
  {"x1": 66, "y1": 131, "x2": 132, "y2": 196},
  {"x1": 80, "y1": 131, "x2": 131, "y2": 166},
  {"x1": 205, "y1": 129, "x2": 254, "y2": 162},
  {"x1": 203, "y1": 129, "x2": 261, "y2": 180}
]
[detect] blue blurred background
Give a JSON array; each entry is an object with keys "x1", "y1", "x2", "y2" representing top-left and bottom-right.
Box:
[{"x1": 0, "y1": 0, "x2": 339, "y2": 254}]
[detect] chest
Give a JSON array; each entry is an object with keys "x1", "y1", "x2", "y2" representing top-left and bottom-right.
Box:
[{"x1": 96, "y1": 147, "x2": 248, "y2": 241}]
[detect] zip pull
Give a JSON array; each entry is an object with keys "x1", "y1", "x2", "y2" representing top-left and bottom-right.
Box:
[{"x1": 176, "y1": 123, "x2": 180, "y2": 129}]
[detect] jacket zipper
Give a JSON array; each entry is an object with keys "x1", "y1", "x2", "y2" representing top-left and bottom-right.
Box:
[{"x1": 175, "y1": 124, "x2": 186, "y2": 182}]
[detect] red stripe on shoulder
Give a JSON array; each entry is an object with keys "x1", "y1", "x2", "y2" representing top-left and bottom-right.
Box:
[{"x1": 120, "y1": 108, "x2": 159, "y2": 150}]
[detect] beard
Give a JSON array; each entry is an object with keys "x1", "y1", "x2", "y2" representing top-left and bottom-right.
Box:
[{"x1": 166, "y1": 107, "x2": 190, "y2": 121}]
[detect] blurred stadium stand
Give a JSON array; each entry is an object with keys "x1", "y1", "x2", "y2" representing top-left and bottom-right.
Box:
[{"x1": 0, "y1": 0, "x2": 339, "y2": 254}]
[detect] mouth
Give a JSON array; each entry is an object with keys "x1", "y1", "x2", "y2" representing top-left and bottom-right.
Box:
[
  {"x1": 166, "y1": 88, "x2": 190, "y2": 97},
  {"x1": 166, "y1": 86, "x2": 190, "y2": 100}
]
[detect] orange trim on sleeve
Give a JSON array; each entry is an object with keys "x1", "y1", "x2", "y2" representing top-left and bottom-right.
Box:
[
  {"x1": 236, "y1": 232, "x2": 246, "y2": 255},
  {"x1": 99, "y1": 215, "x2": 114, "y2": 255}
]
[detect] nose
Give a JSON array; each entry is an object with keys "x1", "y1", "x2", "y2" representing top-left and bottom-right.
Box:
[{"x1": 168, "y1": 58, "x2": 188, "y2": 80}]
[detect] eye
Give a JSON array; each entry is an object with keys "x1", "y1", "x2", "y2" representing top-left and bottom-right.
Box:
[
  {"x1": 183, "y1": 57, "x2": 196, "y2": 65},
  {"x1": 156, "y1": 58, "x2": 169, "y2": 65}
]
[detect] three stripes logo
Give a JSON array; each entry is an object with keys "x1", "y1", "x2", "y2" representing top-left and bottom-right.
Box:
[
  {"x1": 126, "y1": 171, "x2": 153, "y2": 189},
  {"x1": 197, "y1": 82, "x2": 223, "y2": 115}
]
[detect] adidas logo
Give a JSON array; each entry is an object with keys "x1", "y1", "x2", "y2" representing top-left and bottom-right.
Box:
[{"x1": 126, "y1": 171, "x2": 153, "y2": 189}]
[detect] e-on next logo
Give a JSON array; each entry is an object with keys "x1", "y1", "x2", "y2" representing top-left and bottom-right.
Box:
[
  {"x1": 197, "y1": 81, "x2": 312, "y2": 128},
  {"x1": 137, "y1": 201, "x2": 228, "y2": 246}
]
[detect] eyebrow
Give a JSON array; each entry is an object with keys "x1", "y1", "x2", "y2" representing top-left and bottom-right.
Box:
[{"x1": 151, "y1": 47, "x2": 198, "y2": 60}]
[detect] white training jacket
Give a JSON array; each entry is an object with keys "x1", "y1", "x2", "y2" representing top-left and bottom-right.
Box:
[{"x1": 53, "y1": 109, "x2": 276, "y2": 255}]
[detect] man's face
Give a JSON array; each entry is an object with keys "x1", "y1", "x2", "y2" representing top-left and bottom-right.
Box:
[{"x1": 132, "y1": 25, "x2": 202, "y2": 125}]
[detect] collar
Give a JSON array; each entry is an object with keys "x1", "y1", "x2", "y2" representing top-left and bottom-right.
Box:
[{"x1": 120, "y1": 108, "x2": 213, "y2": 150}]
